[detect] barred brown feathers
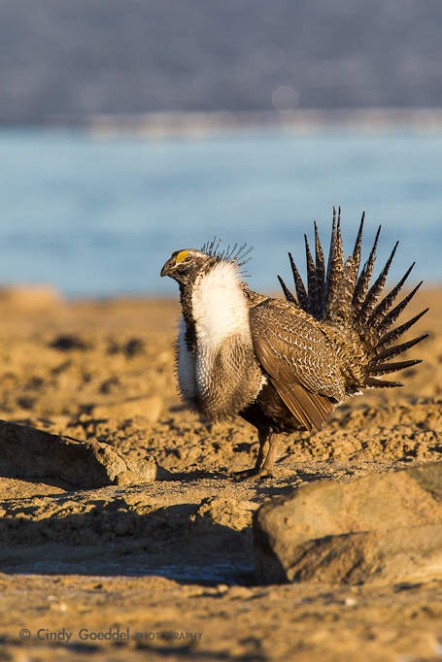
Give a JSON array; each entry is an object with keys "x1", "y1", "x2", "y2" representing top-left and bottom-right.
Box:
[{"x1": 278, "y1": 209, "x2": 429, "y2": 390}]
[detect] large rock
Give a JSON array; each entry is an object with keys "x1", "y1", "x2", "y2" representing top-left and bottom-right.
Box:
[
  {"x1": 0, "y1": 419, "x2": 156, "y2": 488},
  {"x1": 254, "y1": 463, "x2": 442, "y2": 585}
]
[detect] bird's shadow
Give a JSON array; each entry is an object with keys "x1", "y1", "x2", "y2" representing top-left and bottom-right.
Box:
[{"x1": 160, "y1": 468, "x2": 231, "y2": 482}]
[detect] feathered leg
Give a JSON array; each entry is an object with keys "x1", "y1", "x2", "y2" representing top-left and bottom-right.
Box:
[
  {"x1": 234, "y1": 425, "x2": 278, "y2": 479},
  {"x1": 259, "y1": 432, "x2": 279, "y2": 476},
  {"x1": 254, "y1": 426, "x2": 271, "y2": 471}
]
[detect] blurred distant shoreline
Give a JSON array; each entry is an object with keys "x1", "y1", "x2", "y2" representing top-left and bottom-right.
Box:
[
  {"x1": 4, "y1": 109, "x2": 442, "y2": 138},
  {"x1": 1, "y1": 125, "x2": 441, "y2": 295}
]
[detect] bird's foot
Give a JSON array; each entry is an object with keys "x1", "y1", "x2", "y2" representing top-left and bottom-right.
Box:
[
  {"x1": 233, "y1": 466, "x2": 274, "y2": 481},
  {"x1": 233, "y1": 467, "x2": 259, "y2": 481}
]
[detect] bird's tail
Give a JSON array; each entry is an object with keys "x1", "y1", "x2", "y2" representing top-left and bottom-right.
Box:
[{"x1": 278, "y1": 209, "x2": 429, "y2": 390}]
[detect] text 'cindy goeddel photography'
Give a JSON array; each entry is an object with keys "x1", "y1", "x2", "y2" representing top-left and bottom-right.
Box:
[{"x1": 19, "y1": 627, "x2": 203, "y2": 644}]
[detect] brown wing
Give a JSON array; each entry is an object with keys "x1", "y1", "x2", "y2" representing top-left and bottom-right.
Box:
[{"x1": 249, "y1": 299, "x2": 345, "y2": 432}]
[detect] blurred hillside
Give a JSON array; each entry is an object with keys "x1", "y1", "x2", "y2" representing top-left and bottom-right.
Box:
[{"x1": 1, "y1": 0, "x2": 442, "y2": 125}]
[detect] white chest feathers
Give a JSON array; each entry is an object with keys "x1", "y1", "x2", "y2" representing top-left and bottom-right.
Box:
[
  {"x1": 191, "y1": 261, "x2": 252, "y2": 350},
  {"x1": 176, "y1": 261, "x2": 253, "y2": 408}
]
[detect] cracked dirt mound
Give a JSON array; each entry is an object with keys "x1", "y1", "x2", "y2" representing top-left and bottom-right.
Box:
[{"x1": 0, "y1": 288, "x2": 441, "y2": 661}]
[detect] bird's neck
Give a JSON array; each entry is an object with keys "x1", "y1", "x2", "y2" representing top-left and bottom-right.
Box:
[{"x1": 177, "y1": 282, "x2": 196, "y2": 352}]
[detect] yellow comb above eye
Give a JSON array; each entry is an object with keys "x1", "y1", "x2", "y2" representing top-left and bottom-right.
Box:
[{"x1": 176, "y1": 250, "x2": 189, "y2": 263}]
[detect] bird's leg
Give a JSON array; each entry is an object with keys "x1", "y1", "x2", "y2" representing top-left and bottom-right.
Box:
[
  {"x1": 233, "y1": 426, "x2": 271, "y2": 479},
  {"x1": 258, "y1": 432, "x2": 279, "y2": 477},
  {"x1": 254, "y1": 426, "x2": 270, "y2": 471}
]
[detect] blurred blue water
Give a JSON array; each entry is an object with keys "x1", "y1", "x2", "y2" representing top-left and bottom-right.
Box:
[{"x1": 0, "y1": 128, "x2": 441, "y2": 297}]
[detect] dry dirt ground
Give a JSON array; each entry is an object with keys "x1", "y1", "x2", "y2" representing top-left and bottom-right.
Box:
[{"x1": 0, "y1": 286, "x2": 441, "y2": 662}]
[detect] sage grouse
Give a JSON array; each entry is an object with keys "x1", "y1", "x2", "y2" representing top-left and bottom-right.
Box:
[{"x1": 161, "y1": 211, "x2": 428, "y2": 476}]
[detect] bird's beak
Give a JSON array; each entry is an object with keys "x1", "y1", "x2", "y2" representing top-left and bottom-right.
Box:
[{"x1": 160, "y1": 256, "x2": 175, "y2": 278}]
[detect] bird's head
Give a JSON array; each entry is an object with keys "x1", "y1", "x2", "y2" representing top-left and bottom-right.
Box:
[
  {"x1": 161, "y1": 241, "x2": 253, "y2": 288},
  {"x1": 160, "y1": 249, "x2": 214, "y2": 286}
]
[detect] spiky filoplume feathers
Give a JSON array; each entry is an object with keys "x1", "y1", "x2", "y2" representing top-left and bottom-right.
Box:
[
  {"x1": 277, "y1": 209, "x2": 428, "y2": 391},
  {"x1": 161, "y1": 210, "x2": 428, "y2": 476}
]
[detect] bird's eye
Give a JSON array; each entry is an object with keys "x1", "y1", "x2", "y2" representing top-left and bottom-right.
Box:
[{"x1": 175, "y1": 250, "x2": 191, "y2": 266}]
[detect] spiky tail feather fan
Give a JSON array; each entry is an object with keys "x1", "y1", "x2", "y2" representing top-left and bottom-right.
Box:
[{"x1": 278, "y1": 209, "x2": 429, "y2": 389}]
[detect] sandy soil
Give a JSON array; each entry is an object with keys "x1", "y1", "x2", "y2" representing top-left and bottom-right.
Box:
[{"x1": 0, "y1": 286, "x2": 441, "y2": 661}]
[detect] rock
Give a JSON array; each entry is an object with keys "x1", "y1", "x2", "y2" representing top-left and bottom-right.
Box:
[
  {"x1": 194, "y1": 497, "x2": 258, "y2": 531},
  {"x1": 0, "y1": 285, "x2": 62, "y2": 309},
  {"x1": 254, "y1": 463, "x2": 442, "y2": 585},
  {"x1": 0, "y1": 419, "x2": 156, "y2": 488},
  {"x1": 93, "y1": 395, "x2": 163, "y2": 423}
]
